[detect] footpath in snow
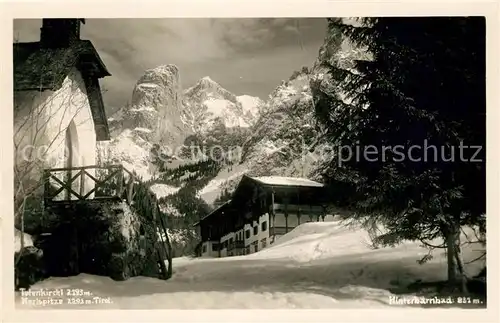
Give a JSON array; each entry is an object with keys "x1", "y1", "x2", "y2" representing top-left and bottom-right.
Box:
[{"x1": 15, "y1": 220, "x2": 485, "y2": 309}]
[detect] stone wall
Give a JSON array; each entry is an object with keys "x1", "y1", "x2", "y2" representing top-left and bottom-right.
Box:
[{"x1": 16, "y1": 199, "x2": 167, "y2": 290}]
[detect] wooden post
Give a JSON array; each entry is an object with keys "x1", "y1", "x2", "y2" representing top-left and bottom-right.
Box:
[
  {"x1": 284, "y1": 195, "x2": 289, "y2": 233},
  {"x1": 79, "y1": 169, "x2": 85, "y2": 197},
  {"x1": 297, "y1": 189, "x2": 301, "y2": 225},
  {"x1": 270, "y1": 190, "x2": 275, "y2": 215},
  {"x1": 43, "y1": 170, "x2": 50, "y2": 205}
]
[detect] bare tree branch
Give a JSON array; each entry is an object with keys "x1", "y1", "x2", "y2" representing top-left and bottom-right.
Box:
[
  {"x1": 419, "y1": 238, "x2": 446, "y2": 249},
  {"x1": 464, "y1": 251, "x2": 486, "y2": 265}
]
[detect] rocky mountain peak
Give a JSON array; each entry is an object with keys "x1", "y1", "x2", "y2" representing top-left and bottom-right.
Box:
[
  {"x1": 198, "y1": 76, "x2": 218, "y2": 87},
  {"x1": 137, "y1": 64, "x2": 180, "y2": 87},
  {"x1": 101, "y1": 64, "x2": 190, "y2": 179},
  {"x1": 131, "y1": 64, "x2": 182, "y2": 108},
  {"x1": 185, "y1": 76, "x2": 237, "y2": 104},
  {"x1": 182, "y1": 76, "x2": 264, "y2": 134}
]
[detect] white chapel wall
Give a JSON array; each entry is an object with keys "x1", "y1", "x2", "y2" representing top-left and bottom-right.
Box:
[{"x1": 14, "y1": 67, "x2": 97, "y2": 198}]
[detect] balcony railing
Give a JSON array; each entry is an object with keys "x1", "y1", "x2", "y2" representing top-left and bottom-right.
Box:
[
  {"x1": 272, "y1": 204, "x2": 324, "y2": 214},
  {"x1": 43, "y1": 164, "x2": 139, "y2": 204}
]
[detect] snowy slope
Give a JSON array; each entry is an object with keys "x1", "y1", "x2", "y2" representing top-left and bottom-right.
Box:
[
  {"x1": 149, "y1": 183, "x2": 180, "y2": 199},
  {"x1": 15, "y1": 220, "x2": 485, "y2": 309},
  {"x1": 237, "y1": 94, "x2": 265, "y2": 120},
  {"x1": 196, "y1": 163, "x2": 249, "y2": 204}
]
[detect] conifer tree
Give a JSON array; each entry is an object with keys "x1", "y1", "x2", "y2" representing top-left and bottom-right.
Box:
[{"x1": 313, "y1": 17, "x2": 486, "y2": 292}]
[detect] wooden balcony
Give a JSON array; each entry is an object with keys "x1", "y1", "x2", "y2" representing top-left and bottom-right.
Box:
[
  {"x1": 272, "y1": 204, "x2": 324, "y2": 214},
  {"x1": 43, "y1": 164, "x2": 139, "y2": 205}
]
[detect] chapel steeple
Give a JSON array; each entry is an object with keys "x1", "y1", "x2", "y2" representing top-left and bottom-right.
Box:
[{"x1": 40, "y1": 18, "x2": 86, "y2": 48}]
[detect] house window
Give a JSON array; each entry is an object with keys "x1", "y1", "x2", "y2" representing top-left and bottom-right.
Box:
[
  {"x1": 246, "y1": 246, "x2": 250, "y2": 254},
  {"x1": 261, "y1": 221, "x2": 267, "y2": 232},
  {"x1": 261, "y1": 238, "x2": 267, "y2": 249},
  {"x1": 253, "y1": 226, "x2": 258, "y2": 235},
  {"x1": 254, "y1": 245, "x2": 258, "y2": 253},
  {"x1": 245, "y1": 229, "x2": 251, "y2": 239},
  {"x1": 229, "y1": 237, "x2": 234, "y2": 244},
  {"x1": 212, "y1": 243, "x2": 219, "y2": 252},
  {"x1": 202, "y1": 245, "x2": 207, "y2": 253}
]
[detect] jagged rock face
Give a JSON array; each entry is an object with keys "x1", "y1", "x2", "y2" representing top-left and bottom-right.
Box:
[
  {"x1": 122, "y1": 64, "x2": 188, "y2": 146},
  {"x1": 197, "y1": 69, "x2": 325, "y2": 206},
  {"x1": 200, "y1": 28, "x2": 364, "y2": 204},
  {"x1": 103, "y1": 67, "x2": 264, "y2": 179},
  {"x1": 135, "y1": 65, "x2": 188, "y2": 146},
  {"x1": 182, "y1": 76, "x2": 263, "y2": 134},
  {"x1": 241, "y1": 71, "x2": 320, "y2": 178},
  {"x1": 103, "y1": 65, "x2": 190, "y2": 178},
  {"x1": 310, "y1": 19, "x2": 371, "y2": 94}
]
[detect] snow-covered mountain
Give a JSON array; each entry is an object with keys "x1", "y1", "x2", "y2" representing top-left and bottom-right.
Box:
[
  {"x1": 237, "y1": 94, "x2": 264, "y2": 121},
  {"x1": 181, "y1": 76, "x2": 263, "y2": 134},
  {"x1": 195, "y1": 23, "x2": 372, "y2": 206},
  {"x1": 198, "y1": 67, "x2": 323, "y2": 205},
  {"x1": 96, "y1": 21, "x2": 365, "y2": 256},
  {"x1": 100, "y1": 69, "x2": 264, "y2": 180},
  {"x1": 100, "y1": 64, "x2": 190, "y2": 179}
]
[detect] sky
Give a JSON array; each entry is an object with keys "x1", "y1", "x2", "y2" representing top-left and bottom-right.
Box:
[{"x1": 13, "y1": 18, "x2": 327, "y2": 112}]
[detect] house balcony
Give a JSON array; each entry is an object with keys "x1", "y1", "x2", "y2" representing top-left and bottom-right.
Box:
[
  {"x1": 43, "y1": 164, "x2": 138, "y2": 205},
  {"x1": 272, "y1": 204, "x2": 324, "y2": 214}
]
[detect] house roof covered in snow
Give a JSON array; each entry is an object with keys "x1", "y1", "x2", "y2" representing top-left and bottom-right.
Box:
[
  {"x1": 14, "y1": 20, "x2": 111, "y2": 141},
  {"x1": 194, "y1": 175, "x2": 328, "y2": 227},
  {"x1": 249, "y1": 176, "x2": 324, "y2": 188}
]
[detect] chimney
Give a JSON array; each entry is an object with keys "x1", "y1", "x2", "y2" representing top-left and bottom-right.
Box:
[{"x1": 40, "y1": 18, "x2": 85, "y2": 48}]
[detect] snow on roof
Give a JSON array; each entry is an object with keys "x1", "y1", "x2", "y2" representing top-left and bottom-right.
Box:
[{"x1": 250, "y1": 176, "x2": 324, "y2": 188}]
